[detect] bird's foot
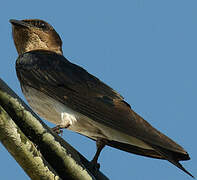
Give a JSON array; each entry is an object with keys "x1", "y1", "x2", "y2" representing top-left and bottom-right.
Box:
[
  {"x1": 89, "y1": 139, "x2": 106, "y2": 176},
  {"x1": 90, "y1": 160, "x2": 100, "y2": 176},
  {"x1": 52, "y1": 125, "x2": 63, "y2": 135},
  {"x1": 52, "y1": 124, "x2": 70, "y2": 135}
]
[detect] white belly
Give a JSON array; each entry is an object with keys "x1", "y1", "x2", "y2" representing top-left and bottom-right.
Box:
[{"x1": 22, "y1": 85, "x2": 153, "y2": 150}]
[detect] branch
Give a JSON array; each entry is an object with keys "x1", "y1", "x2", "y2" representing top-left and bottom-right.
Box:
[
  {"x1": 0, "y1": 78, "x2": 109, "y2": 180},
  {"x1": 0, "y1": 105, "x2": 61, "y2": 180}
]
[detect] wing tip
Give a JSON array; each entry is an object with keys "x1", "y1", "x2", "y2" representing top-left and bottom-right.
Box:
[
  {"x1": 177, "y1": 162, "x2": 194, "y2": 178},
  {"x1": 149, "y1": 144, "x2": 194, "y2": 178}
]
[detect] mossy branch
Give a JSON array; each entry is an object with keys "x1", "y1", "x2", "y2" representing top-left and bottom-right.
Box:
[{"x1": 0, "y1": 78, "x2": 109, "y2": 180}]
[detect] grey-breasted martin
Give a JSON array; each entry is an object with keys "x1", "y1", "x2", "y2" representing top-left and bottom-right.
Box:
[{"x1": 10, "y1": 19, "x2": 193, "y2": 178}]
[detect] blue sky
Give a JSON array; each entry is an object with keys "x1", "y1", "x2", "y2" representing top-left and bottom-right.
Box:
[{"x1": 1, "y1": 0, "x2": 196, "y2": 179}]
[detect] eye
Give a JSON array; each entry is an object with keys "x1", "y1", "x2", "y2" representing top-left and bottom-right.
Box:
[
  {"x1": 28, "y1": 20, "x2": 48, "y2": 29},
  {"x1": 22, "y1": 19, "x2": 51, "y2": 30},
  {"x1": 35, "y1": 21, "x2": 47, "y2": 29}
]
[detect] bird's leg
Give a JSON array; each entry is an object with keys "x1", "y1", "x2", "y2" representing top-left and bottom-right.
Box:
[
  {"x1": 91, "y1": 138, "x2": 107, "y2": 169},
  {"x1": 52, "y1": 113, "x2": 72, "y2": 134},
  {"x1": 52, "y1": 125, "x2": 63, "y2": 134},
  {"x1": 52, "y1": 124, "x2": 70, "y2": 135}
]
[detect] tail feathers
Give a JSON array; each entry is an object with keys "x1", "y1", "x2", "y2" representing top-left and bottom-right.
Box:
[{"x1": 150, "y1": 144, "x2": 194, "y2": 178}]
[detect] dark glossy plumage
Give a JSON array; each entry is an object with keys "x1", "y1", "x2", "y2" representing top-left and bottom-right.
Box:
[{"x1": 16, "y1": 50, "x2": 193, "y2": 177}]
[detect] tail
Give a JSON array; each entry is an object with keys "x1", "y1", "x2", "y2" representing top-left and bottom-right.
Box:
[{"x1": 150, "y1": 144, "x2": 194, "y2": 178}]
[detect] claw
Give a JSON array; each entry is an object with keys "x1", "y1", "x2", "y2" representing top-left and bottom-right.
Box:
[{"x1": 52, "y1": 125, "x2": 63, "y2": 135}]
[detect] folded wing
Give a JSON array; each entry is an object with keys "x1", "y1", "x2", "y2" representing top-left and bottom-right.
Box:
[{"x1": 16, "y1": 50, "x2": 193, "y2": 177}]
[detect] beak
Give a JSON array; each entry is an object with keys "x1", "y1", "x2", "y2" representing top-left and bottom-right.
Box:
[{"x1": 9, "y1": 19, "x2": 30, "y2": 28}]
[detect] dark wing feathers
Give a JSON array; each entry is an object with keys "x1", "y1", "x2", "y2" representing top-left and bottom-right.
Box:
[
  {"x1": 16, "y1": 50, "x2": 188, "y2": 155},
  {"x1": 16, "y1": 50, "x2": 123, "y2": 99},
  {"x1": 16, "y1": 51, "x2": 187, "y2": 153},
  {"x1": 16, "y1": 50, "x2": 192, "y2": 177}
]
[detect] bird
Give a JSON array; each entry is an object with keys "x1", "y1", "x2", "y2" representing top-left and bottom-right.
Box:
[{"x1": 10, "y1": 19, "x2": 193, "y2": 178}]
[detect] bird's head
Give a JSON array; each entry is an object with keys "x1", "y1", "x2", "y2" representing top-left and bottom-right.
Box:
[{"x1": 10, "y1": 19, "x2": 63, "y2": 55}]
